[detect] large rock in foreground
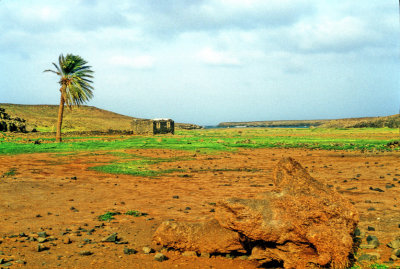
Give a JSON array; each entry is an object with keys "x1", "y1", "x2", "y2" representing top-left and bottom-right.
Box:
[
  {"x1": 153, "y1": 219, "x2": 244, "y2": 254},
  {"x1": 154, "y1": 157, "x2": 359, "y2": 269},
  {"x1": 215, "y1": 157, "x2": 359, "y2": 268}
]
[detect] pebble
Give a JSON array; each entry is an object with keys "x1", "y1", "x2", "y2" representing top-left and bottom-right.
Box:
[
  {"x1": 200, "y1": 252, "x2": 210, "y2": 258},
  {"x1": 123, "y1": 248, "x2": 137, "y2": 255},
  {"x1": 37, "y1": 244, "x2": 48, "y2": 252},
  {"x1": 369, "y1": 187, "x2": 384, "y2": 192},
  {"x1": 391, "y1": 249, "x2": 400, "y2": 261},
  {"x1": 154, "y1": 253, "x2": 168, "y2": 262},
  {"x1": 102, "y1": 233, "x2": 118, "y2": 243},
  {"x1": 388, "y1": 237, "x2": 400, "y2": 249},
  {"x1": 358, "y1": 252, "x2": 380, "y2": 262},
  {"x1": 366, "y1": 235, "x2": 380, "y2": 248},
  {"x1": 142, "y1": 247, "x2": 154, "y2": 254},
  {"x1": 172, "y1": 195, "x2": 179, "y2": 199},
  {"x1": 367, "y1": 226, "x2": 375, "y2": 231},
  {"x1": 79, "y1": 251, "x2": 93, "y2": 256},
  {"x1": 37, "y1": 232, "x2": 47, "y2": 238},
  {"x1": 37, "y1": 237, "x2": 47, "y2": 243},
  {"x1": 182, "y1": 251, "x2": 197, "y2": 257}
]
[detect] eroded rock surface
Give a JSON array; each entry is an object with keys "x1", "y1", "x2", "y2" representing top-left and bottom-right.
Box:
[
  {"x1": 154, "y1": 157, "x2": 359, "y2": 269},
  {"x1": 153, "y1": 219, "x2": 244, "y2": 254}
]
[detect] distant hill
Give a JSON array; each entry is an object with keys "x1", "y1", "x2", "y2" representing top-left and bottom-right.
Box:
[
  {"x1": 0, "y1": 104, "x2": 202, "y2": 132},
  {"x1": 218, "y1": 114, "x2": 400, "y2": 128}
]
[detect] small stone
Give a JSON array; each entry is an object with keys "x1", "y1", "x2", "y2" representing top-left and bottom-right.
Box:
[
  {"x1": 239, "y1": 255, "x2": 249, "y2": 260},
  {"x1": 37, "y1": 244, "x2": 48, "y2": 252},
  {"x1": 358, "y1": 252, "x2": 380, "y2": 262},
  {"x1": 388, "y1": 238, "x2": 400, "y2": 249},
  {"x1": 37, "y1": 232, "x2": 47, "y2": 238},
  {"x1": 369, "y1": 187, "x2": 384, "y2": 192},
  {"x1": 154, "y1": 253, "x2": 168, "y2": 262},
  {"x1": 79, "y1": 251, "x2": 93, "y2": 256},
  {"x1": 367, "y1": 226, "x2": 375, "y2": 231},
  {"x1": 123, "y1": 247, "x2": 137, "y2": 255},
  {"x1": 1, "y1": 262, "x2": 13, "y2": 267},
  {"x1": 200, "y1": 252, "x2": 210, "y2": 258},
  {"x1": 142, "y1": 247, "x2": 154, "y2": 254},
  {"x1": 184, "y1": 207, "x2": 191, "y2": 211},
  {"x1": 386, "y1": 184, "x2": 395, "y2": 189},
  {"x1": 37, "y1": 237, "x2": 47, "y2": 243},
  {"x1": 182, "y1": 251, "x2": 197, "y2": 257},
  {"x1": 366, "y1": 235, "x2": 380, "y2": 248},
  {"x1": 354, "y1": 227, "x2": 361, "y2": 237},
  {"x1": 102, "y1": 233, "x2": 118, "y2": 242},
  {"x1": 15, "y1": 260, "x2": 26, "y2": 265},
  {"x1": 367, "y1": 207, "x2": 376, "y2": 211},
  {"x1": 172, "y1": 195, "x2": 179, "y2": 199}
]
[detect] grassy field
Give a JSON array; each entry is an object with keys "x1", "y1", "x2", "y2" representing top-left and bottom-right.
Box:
[
  {"x1": 1, "y1": 127, "x2": 399, "y2": 155},
  {"x1": 1, "y1": 127, "x2": 399, "y2": 178}
]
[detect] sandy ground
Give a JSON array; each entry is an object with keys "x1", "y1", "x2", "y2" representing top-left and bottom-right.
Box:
[{"x1": 0, "y1": 148, "x2": 400, "y2": 268}]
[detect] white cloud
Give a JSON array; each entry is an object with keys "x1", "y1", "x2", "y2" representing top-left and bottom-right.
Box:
[
  {"x1": 197, "y1": 47, "x2": 240, "y2": 66},
  {"x1": 108, "y1": 55, "x2": 155, "y2": 69}
]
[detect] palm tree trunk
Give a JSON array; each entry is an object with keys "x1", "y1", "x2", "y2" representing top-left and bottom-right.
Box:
[{"x1": 56, "y1": 89, "x2": 65, "y2": 143}]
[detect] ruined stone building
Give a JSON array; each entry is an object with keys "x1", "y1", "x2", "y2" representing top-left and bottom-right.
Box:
[{"x1": 131, "y1": 118, "x2": 174, "y2": 135}]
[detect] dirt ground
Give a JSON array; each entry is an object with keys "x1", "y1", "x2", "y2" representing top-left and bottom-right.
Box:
[{"x1": 0, "y1": 148, "x2": 400, "y2": 268}]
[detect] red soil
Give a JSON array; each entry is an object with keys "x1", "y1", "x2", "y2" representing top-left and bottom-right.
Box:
[{"x1": 0, "y1": 148, "x2": 399, "y2": 268}]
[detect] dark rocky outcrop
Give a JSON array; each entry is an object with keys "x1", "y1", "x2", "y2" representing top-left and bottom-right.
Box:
[
  {"x1": 154, "y1": 158, "x2": 359, "y2": 269},
  {"x1": 0, "y1": 107, "x2": 26, "y2": 132}
]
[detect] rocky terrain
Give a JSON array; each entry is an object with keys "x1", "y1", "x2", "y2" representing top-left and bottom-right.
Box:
[
  {"x1": 0, "y1": 107, "x2": 26, "y2": 133},
  {"x1": 0, "y1": 148, "x2": 399, "y2": 268}
]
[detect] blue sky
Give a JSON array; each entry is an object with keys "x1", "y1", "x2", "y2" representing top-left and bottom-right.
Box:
[{"x1": 0, "y1": 1, "x2": 399, "y2": 125}]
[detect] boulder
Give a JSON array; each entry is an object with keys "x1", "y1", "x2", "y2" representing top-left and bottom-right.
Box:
[
  {"x1": 215, "y1": 157, "x2": 359, "y2": 268},
  {"x1": 153, "y1": 157, "x2": 359, "y2": 269},
  {"x1": 153, "y1": 219, "x2": 244, "y2": 254}
]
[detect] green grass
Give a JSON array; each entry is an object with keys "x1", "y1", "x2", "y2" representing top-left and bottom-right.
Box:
[
  {"x1": 125, "y1": 210, "x2": 147, "y2": 217},
  {"x1": 0, "y1": 128, "x2": 399, "y2": 156},
  {"x1": 1, "y1": 168, "x2": 18, "y2": 177},
  {"x1": 97, "y1": 211, "x2": 121, "y2": 221},
  {"x1": 90, "y1": 155, "x2": 187, "y2": 177}
]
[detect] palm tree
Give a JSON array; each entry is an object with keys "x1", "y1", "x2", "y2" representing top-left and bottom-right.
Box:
[{"x1": 44, "y1": 54, "x2": 94, "y2": 142}]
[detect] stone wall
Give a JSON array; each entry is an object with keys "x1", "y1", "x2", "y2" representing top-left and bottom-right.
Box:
[{"x1": 0, "y1": 107, "x2": 27, "y2": 132}]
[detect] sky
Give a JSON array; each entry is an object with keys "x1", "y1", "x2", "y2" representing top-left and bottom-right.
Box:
[{"x1": 0, "y1": 1, "x2": 399, "y2": 125}]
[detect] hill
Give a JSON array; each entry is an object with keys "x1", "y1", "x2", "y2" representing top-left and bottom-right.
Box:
[
  {"x1": 218, "y1": 114, "x2": 400, "y2": 128},
  {"x1": 0, "y1": 104, "x2": 201, "y2": 132}
]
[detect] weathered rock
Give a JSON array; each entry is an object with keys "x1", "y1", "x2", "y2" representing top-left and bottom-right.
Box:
[
  {"x1": 391, "y1": 249, "x2": 400, "y2": 261},
  {"x1": 102, "y1": 233, "x2": 118, "y2": 242},
  {"x1": 388, "y1": 237, "x2": 400, "y2": 249},
  {"x1": 79, "y1": 251, "x2": 93, "y2": 256},
  {"x1": 142, "y1": 246, "x2": 154, "y2": 254},
  {"x1": 154, "y1": 253, "x2": 168, "y2": 262},
  {"x1": 123, "y1": 247, "x2": 137, "y2": 255},
  {"x1": 215, "y1": 157, "x2": 359, "y2": 269},
  {"x1": 357, "y1": 252, "x2": 380, "y2": 262},
  {"x1": 153, "y1": 219, "x2": 244, "y2": 254},
  {"x1": 182, "y1": 251, "x2": 197, "y2": 257}
]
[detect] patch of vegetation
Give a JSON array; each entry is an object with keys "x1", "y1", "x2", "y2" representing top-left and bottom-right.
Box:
[
  {"x1": 125, "y1": 210, "x2": 147, "y2": 217},
  {"x1": 1, "y1": 128, "x2": 399, "y2": 156},
  {"x1": 1, "y1": 168, "x2": 18, "y2": 177},
  {"x1": 97, "y1": 211, "x2": 121, "y2": 221}
]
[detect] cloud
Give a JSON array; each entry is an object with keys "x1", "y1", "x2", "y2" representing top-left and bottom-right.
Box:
[
  {"x1": 197, "y1": 47, "x2": 240, "y2": 66},
  {"x1": 290, "y1": 16, "x2": 379, "y2": 53},
  {"x1": 108, "y1": 55, "x2": 155, "y2": 69}
]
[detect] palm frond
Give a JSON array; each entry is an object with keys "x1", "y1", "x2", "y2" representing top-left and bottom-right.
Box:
[{"x1": 45, "y1": 53, "x2": 95, "y2": 108}]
